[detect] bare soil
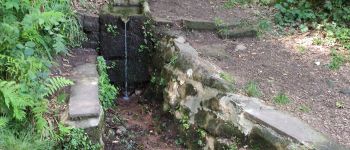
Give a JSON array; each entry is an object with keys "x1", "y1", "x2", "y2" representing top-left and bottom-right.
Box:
[
  {"x1": 149, "y1": 0, "x2": 350, "y2": 147},
  {"x1": 103, "y1": 95, "x2": 184, "y2": 150},
  {"x1": 149, "y1": 0, "x2": 273, "y2": 23}
]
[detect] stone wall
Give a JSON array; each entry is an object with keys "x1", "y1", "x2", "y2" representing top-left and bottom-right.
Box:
[
  {"x1": 154, "y1": 34, "x2": 345, "y2": 150},
  {"x1": 78, "y1": 1, "x2": 150, "y2": 91}
]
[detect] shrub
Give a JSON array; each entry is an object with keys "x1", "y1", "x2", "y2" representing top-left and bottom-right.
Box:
[
  {"x1": 0, "y1": 0, "x2": 85, "y2": 148},
  {"x1": 275, "y1": 0, "x2": 350, "y2": 28},
  {"x1": 97, "y1": 56, "x2": 118, "y2": 110},
  {"x1": 55, "y1": 124, "x2": 100, "y2": 150}
]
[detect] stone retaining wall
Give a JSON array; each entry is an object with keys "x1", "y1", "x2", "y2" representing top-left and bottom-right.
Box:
[{"x1": 154, "y1": 34, "x2": 345, "y2": 150}]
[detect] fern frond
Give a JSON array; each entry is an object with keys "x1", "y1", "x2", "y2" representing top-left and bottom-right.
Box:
[
  {"x1": 44, "y1": 77, "x2": 74, "y2": 97},
  {"x1": 32, "y1": 101, "x2": 48, "y2": 131},
  {"x1": 0, "y1": 117, "x2": 9, "y2": 128},
  {"x1": 0, "y1": 54, "x2": 22, "y2": 79},
  {"x1": 0, "y1": 80, "x2": 29, "y2": 120}
]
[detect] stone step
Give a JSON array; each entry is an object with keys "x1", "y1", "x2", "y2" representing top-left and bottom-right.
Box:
[
  {"x1": 68, "y1": 63, "x2": 101, "y2": 120},
  {"x1": 63, "y1": 62, "x2": 104, "y2": 145}
]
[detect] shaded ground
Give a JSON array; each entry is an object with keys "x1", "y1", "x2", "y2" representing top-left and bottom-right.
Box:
[
  {"x1": 103, "y1": 95, "x2": 184, "y2": 150},
  {"x1": 149, "y1": 0, "x2": 350, "y2": 147},
  {"x1": 149, "y1": 0, "x2": 273, "y2": 23}
]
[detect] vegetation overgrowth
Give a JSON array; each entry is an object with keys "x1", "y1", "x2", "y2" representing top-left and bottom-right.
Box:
[
  {"x1": 97, "y1": 56, "x2": 118, "y2": 110},
  {"x1": 274, "y1": 0, "x2": 350, "y2": 69},
  {"x1": 0, "y1": 0, "x2": 97, "y2": 148},
  {"x1": 225, "y1": 0, "x2": 350, "y2": 69}
]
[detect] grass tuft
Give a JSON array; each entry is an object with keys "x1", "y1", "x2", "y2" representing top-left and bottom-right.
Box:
[
  {"x1": 299, "y1": 104, "x2": 311, "y2": 113},
  {"x1": 219, "y1": 72, "x2": 235, "y2": 84},
  {"x1": 273, "y1": 92, "x2": 290, "y2": 105},
  {"x1": 245, "y1": 81, "x2": 261, "y2": 97}
]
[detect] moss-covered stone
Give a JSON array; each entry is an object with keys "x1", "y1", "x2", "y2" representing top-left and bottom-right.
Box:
[
  {"x1": 214, "y1": 138, "x2": 236, "y2": 150},
  {"x1": 202, "y1": 97, "x2": 221, "y2": 111},
  {"x1": 101, "y1": 5, "x2": 143, "y2": 17},
  {"x1": 249, "y1": 126, "x2": 288, "y2": 150},
  {"x1": 185, "y1": 83, "x2": 198, "y2": 96},
  {"x1": 216, "y1": 122, "x2": 243, "y2": 139}
]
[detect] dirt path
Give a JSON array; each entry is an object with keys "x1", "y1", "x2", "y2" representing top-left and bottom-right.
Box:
[
  {"x1": 103, "y1": 95, "x2": 184, "y2": 150},
  {"x1": 149, "y1": 0, "x2": 350, "y2": 147}
]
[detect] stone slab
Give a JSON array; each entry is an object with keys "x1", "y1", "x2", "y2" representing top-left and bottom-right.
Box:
[
  {"x1": 86, "y1": 31, "x2": 100, "y2": 42},
  {"x1": 228, "y1": 94, "x2": 346, "y2": 150},
  {"x1": 63, "y1": 106, "x2": 104, "y2": 145},
  {"x1": 83, "y1": 13, "x2": 100, "y2": 32},
  {"x1": 183, "y1": 19, "x2": 217, "y2": 30},
  {"x1": 182, "y1": 19, "x2": 239, "y2": 31},
  {"x1": 106, "y1": 59, "x2": 149, "y2": 84},
  {"x1": 218, "y1": 29, "x2": 257, "y2": 39},
  {"x1": 69, "y1": 63, "x2": 101, "y2": 119},
  {"x1": 99, "y1": 15, "x2": 145, "y2": 59}
]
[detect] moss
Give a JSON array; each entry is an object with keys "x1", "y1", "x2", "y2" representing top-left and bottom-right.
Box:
[
  {"x1": 217, "y1": 122, "x2": 243, "y2": 139},
  {"x1": 248, "y1": 126, "x2": 287, "y2": 150},
  {"x1": 202, "y1": 97, "x2": 221, "y2": 111},
  {"x1": 177, "y1": 115, "x2": 206, "y2": 149}
]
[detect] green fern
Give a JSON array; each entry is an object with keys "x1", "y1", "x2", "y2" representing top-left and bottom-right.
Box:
[
  {"x1": 32, "y1": 101, "x2": 49, "y2": 132},
  {"x1": 0, "y1": 80, "x2": 31, "y2": 121},
  {"x1": 44, "y1": 77, "x2": 74, "y2": 97},
  {"x1": 0, "y1": 117, "x2": 9, "y2": 128},
  {"x1": 0, "y1": 54, "x2": 22, "y2": 79}
]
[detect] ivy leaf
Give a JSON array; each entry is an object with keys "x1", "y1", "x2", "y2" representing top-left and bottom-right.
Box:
[
  {"x1": 25, "y1": 41, "x2": 36, "y2": 48},
  {"x1": 24, "y1": 47, "x2": 34, "y2": 56},
  {"x1": 16, "y1": 44, "x2": 25, "y2": 49}
]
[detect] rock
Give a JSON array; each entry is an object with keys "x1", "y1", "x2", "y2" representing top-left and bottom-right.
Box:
[
  {"x1": 196, "y1": 44, "x2": 229, "y2": 61},
  {"x1": 218, "y1": 29, "x2": 257, "y2": 39},
  {"x1": 315, "y1": 61, "x2": 321, "y2": 66},
  {"x1": 69, "y1": 63, "x2": 100, "y2": 119},
  {"x1": 175, "y1": 36, "x2": 186, "y2": 43},
  {"x1": 183, "y1": 19, "x2": 217, "y2": 30},
  {"x1": 106, "y1": 59, "x2": 150, "y2": 85},
  {"x1": 182, "y1": 19, "x2": 239, "y2": 31},
  {"x1": 107, "y1": 129, "x2": 116, "y2": 139},
  {"x1": 82, "y1": 14, "x2": 99, "y2": 32},
  {"x1": 116, "y1": 126, "x2": 127, "y2": 135},
  {"x1": 86, "y1": 32, "x2": 100, "y2": 42},
  {"x1": 135, "y1": 89, "x2": 143, "y2": 95},
  {"x1": 153, "y1": 17, "x2": 173, "y2": 27},
  {"x1": 340, "y1": 88, "x2": 350, "y2": 95},
  {"x1": 113, "y1": 0, "x2": 128, "y2": 5},
  {"x1": 235, "y1": 44, "x2": 247, "y2": 51},
  {"x1": 128, "y1": 0, "x2": 140, "y2": 5}
]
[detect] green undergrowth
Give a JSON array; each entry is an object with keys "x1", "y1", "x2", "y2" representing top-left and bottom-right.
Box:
[
  {"x1": 219, "y1": 72, "x2": 235, "y2": 84},
  {"x1": 274, "y1": 0, "x2": 350, "y2": 69},
  {"x1": 0, "y1": 0, "x2": 91, "y2": 148},
  {"x1": 224, "y1": 0, "x2": 274, "y2": 8},
  {"x1": 273, "y1": 92, "x2": 290, "y2": 105},
  {"x1": 55, "y1": 124, "x2": 100, "y2": 150},
  {"x1": 245, "y1": 81, "x2": 262, "y2": 97},
  {"x1": 97, "y1": 56, "x2": 118, "y2": 110}
]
